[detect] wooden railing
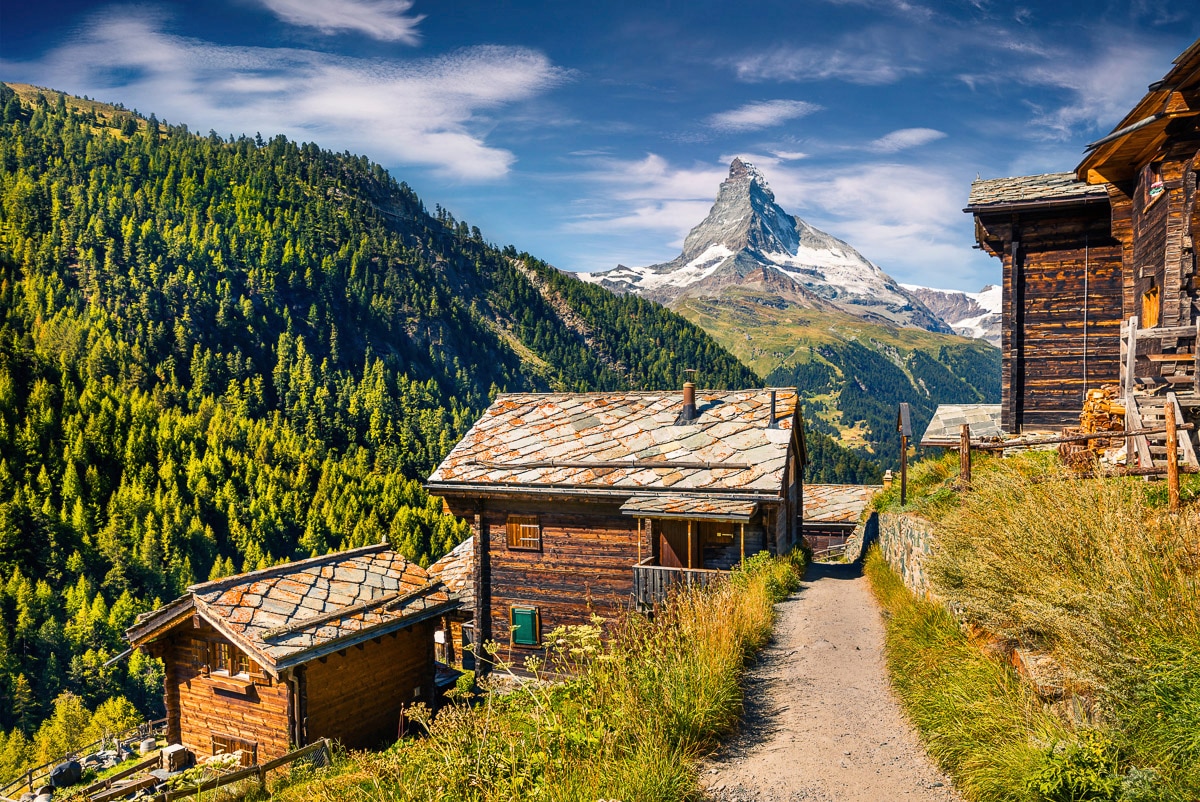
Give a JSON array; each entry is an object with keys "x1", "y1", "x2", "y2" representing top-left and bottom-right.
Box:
[
  {"x1": 0, "y1": 718, "x2": 167, "y2": 800},
  {"x1": 632, "y1": 558, "x2": 728, "y2": 610}
]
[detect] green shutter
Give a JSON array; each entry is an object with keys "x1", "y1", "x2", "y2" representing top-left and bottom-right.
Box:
[{"x1": 510, "y1": 607, "x2": 539, "y2": 646}]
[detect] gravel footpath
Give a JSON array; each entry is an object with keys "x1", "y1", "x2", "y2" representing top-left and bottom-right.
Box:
[{"x1": 701, "y1": 561, "x2": 963, "y2": 802}]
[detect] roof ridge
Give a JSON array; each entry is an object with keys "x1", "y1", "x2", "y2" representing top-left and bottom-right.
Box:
[
  {"x1": 187, "y1": 542, "x2": 394, "y2": 594},
  {"x1": 493, "y1": 387, "x2": 798, "y2": 398}
]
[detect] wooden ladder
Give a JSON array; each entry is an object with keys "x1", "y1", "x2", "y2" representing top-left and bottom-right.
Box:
[{"x1": 1127, "y1": 392, "x2": 1199, "y2": 470}]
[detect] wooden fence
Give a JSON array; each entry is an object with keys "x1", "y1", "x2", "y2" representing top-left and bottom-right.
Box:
[{"x1": 0, "y1": 718, "x2": 167, "y2": 800}]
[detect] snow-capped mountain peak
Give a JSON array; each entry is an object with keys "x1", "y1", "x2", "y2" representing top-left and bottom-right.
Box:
[{"x1": 581, "y1": 158, "x2": 951, "y2": 333}]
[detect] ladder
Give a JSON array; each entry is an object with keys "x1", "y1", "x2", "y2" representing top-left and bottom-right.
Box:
[{"x1": 1119, "y1": 315, "x2": 1200, "y2": 470}]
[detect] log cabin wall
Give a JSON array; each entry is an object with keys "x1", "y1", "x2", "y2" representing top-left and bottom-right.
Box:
[
  {"x1": 166, "y1": 619, "x2": 291, "y2": 762},
  {"x1": 977, "y1": 203, "x2": 1123, "y2": 431},
  {"x1": 1123, "y1": 130, "x2": 1200, "y2": 332},
  {"x1": 303, "y1": 621, "x2": 436, "y2": 750},
  {"x1": 477, "y1": 497, "x2": 642, "y2": 661}
]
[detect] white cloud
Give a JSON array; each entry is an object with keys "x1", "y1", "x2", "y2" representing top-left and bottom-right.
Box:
[
  {"x1": 1018, "y1": 35, "x2": 1167, "y2": 139},
  {"x1": 868, "y1": 127, "x2": 947, "y2": 152},
  {"x1": 731, "y1": 41, "x2": 920, "y2": 85},
  {"x1": 256, "y1": 0, "x2": 424, "y2": 43},
  {"x1": 707, "y1": 99, "x2": 821, "y2": 132},
  {"x1": 1, "y1": 10, "x2": 565, "y2": 180}
]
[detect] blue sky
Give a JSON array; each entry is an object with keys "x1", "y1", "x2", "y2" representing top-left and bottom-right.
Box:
[{"x1": 3, "y1": 1, "x2": 1198, "y2": 291}]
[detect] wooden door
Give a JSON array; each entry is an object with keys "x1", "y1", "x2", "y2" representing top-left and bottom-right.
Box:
[{"x1": 658, "y1": 521, "x2": 688, "y2": 568}]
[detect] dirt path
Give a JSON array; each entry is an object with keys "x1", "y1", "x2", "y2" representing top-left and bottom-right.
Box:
[{"x1": 702, "y1": 562, "x2": 962, "y2": 802}]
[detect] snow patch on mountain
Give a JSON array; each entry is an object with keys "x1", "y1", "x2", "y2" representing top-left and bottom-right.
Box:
[{"x1": 901, "y1": 283, "x2": 1001, "y2": 346}]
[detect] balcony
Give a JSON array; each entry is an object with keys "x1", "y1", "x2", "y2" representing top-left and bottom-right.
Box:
[{"x1": 632, "y1": 557, "x2": 730, "y2": 611}]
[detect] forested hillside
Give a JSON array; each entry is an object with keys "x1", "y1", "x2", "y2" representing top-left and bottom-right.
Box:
[{"x1": 0, "y1": 82, "x2": 841, "y2": 768}]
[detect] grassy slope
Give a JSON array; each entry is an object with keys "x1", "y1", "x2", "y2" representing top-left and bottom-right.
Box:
[{"x1": 869, "y1": 453, "x2": 1200, "y2": 801}]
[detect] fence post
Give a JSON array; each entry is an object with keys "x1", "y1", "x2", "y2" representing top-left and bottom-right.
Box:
[
  {"x1": 1166, "y1": 402, "x2": 1180, "y2": 511},
  {"x1": 959, "y1": 424, "x2": 972, "y2": 489}
]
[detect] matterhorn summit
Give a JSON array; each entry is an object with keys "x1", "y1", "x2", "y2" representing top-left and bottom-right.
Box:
[{"x1": 583, "y1": 158, "x2": 950, "y2": 333}]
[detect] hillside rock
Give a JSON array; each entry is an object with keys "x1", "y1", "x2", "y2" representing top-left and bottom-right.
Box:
[
  {"x1": 583, "y1": 158, "x2": 952, "y2": 333},
  {"x1": 902, "y1": 284, "x2": 1001, "y2": 346}
]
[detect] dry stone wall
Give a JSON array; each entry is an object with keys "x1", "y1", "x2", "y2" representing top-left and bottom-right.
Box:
[{"x1": 845, "y1": 512, "x2": 937, "y2": 599}]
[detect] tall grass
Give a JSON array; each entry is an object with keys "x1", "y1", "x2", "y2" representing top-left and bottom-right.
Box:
[
  {"x1": 915, "y1": 459, "x2": 1200, "y2": 799},
  {"x1": 865, "y1": 546, "x2": 1066, "y2": 801},
  {"x1": 272, "y1": 552, "x2": 802, "y2": 802}
]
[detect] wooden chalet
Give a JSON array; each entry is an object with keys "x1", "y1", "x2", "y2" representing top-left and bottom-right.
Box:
[
  {"x1": 801, "y1": 484, "x2": 881, "y2": 554},
  {"x1": 125, "y1": 544, "x2": 455, "y2": 761},
  {"x1": 965, "y1": 173, "x2": 1122, "y2": 432},
  {"x1": 968, "y1": 37, "x2": 1200, "y2": 465},
  {"x1": 425, "y1": 383, "x2": 806, "y2": 664}
]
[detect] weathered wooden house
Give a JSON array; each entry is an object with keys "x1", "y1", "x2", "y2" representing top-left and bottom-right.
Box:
[
  {"x1": 800, "y1": 484, "x2": 881, "y2": 554},
  {"x1": 965, "y1": 173, "x2": 1122, "y2": 432},
  {"x1": 425, "y1": 384, "x2": 805, "y2": 664},
  {"x1": 427, "y1": 536, "x2": 475, "y2": 670},
  {"x1": 967, "y1": 37, "x2": 1200, "y2": 461},
  {"x1": 126, "y1": 544, "x2": 454, "y2": 761}
]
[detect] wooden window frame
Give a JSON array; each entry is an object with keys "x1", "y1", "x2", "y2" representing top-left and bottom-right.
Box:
[
  {"x1": 505, "y1": 515, "x2": 541, "y2": 551},
  {"x1": 205, "y1": 641, "x2": 256, "y2": 678},
  {"x1": 211, "y1": 733, "x2": 257, "y2": 766},
  {"x1": 509, "y1": 606, "x2": 540, "y2": 646}
]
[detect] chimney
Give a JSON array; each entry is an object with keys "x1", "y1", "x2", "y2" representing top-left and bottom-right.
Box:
[
  {"x1": 681, "y1": 381, "x2": 697, "y2": 422},
  {"x1": 767, "y1": 389, "x2": 778, "y2": 428}
]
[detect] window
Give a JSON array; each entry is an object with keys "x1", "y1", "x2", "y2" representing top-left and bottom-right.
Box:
[
  {"x1": 207, "y1": 641, "x2": 252, "y2": 677},
  {"x1": 509, "y1": 606, "x2": 540, "y2": 646},
  {"x1": 211, "y1": 734, "x2": 257, "y2": 767},
  {"x1": 506, "y1": 515, "x2": 541, "y2": 550},
  {"x1": 1142, "y1": 280, "x2": 1161, "y2": 329}
]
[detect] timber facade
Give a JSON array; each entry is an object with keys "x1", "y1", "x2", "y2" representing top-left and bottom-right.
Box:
[
  {"x1": 127, "y1": 545, "x2": 454, "y2": 761},
  {"x1": 966, "y1": 174, "x2": 1123, "y2": 432},
  {"x1": 968, "y1": 37, "x2": 1200, "y2": 455},
  {"x1": 427, "y1": 385, "x2": 806, "y2": 666}
]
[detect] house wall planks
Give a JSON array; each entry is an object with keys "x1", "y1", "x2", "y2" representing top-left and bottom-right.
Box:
[{"x1": 303, "y1": 621, "x2": 436, "y2": 750}]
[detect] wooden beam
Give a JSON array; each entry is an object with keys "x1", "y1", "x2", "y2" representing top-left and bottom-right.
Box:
[{"x1": 1167, "y1": 401, "x2": 1180, "y2": 512}]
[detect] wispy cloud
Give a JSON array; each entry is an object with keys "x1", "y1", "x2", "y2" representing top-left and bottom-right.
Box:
[
  {"x1": 1018, "y1": 34, "x2": 1167, "y2": 138},
  {"x1": 732, "y1": 44, "x2": 919, "y2": 85},
  {"x1": 708, "y1": 99, "x2": 821, "y2": 132},
  {"x1": 256, "y1": 0, "x2": 424, "y2": 43},
  {"x1": 0, "y1": 9, "x2": 565, "y2": 180},
  {"x1": 868, "y1": 127, "x2": 946, "y2": 152}
]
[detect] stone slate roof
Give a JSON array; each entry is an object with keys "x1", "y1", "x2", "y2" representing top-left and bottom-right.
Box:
[
  {"x1": 427, "y1": 390, "x2": 800, "y2": 498},
  {"x1": 802, "y1": 484, "x2": 881, "y2": 525},
  {"x1": 619, "y1": 494, "x2": 759, "y2": 521},
  {"x1": 127, "y1": 544, "x2": 453, "y2": 674},
  {"x1": 920, "y1": 404, "x2": 1004, "y2": 446},
  {"x1": 427, "y1": 537, "x2": 474, "y2": 612},
  {"x1": 966, "y1": 172, "x2": 1108, "y2": 210}
]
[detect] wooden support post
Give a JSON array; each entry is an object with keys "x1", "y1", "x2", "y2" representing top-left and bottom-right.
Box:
[
  {"x1": 959, "y1": 423, "x2": 972, "y2": 489},
  {"x1": 900, "y1": 434, "x2": 908, "y2": 506},
  {"x1": 1167, "y1": 402, "x2": 1180, "y2": 511},
  {"x1": 740, "y1": 523, "x2": 745, "y2": 564},
  {"x1": 637, "y1": 518, "x2": 642, "y2": 563},
  {"x1": 687, "y1": 520, "x2": 693, "y2": 569}
]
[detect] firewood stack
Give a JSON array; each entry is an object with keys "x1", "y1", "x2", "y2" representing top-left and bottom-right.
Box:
[{"x1": 1059, "y1": 386, "x2": 1127, "y2": 469}]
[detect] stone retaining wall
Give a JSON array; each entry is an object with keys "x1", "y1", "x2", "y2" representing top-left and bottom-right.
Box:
[{"x1": 844, "y1": 511, "x2": 937, "y2": 599}]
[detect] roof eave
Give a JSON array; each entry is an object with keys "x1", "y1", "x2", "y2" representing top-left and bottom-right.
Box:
[
  {"x1": 963, "y1": 194, "x2": 1109, "y2": 215},
  {"x1": 271, "y1": 598, "x2": 460, "y2": 673},
  {"x1": 426, "y1": 481, "x2": 785, "y2": 503}
]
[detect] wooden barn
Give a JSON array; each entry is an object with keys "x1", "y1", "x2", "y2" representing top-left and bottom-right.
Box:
[
  {"x1": 801, "y1": 484, "x2": 881, "y2": 555},
  {"x1": 965, "y1": 173, "x2": 1123, "y2": 432},
  {"x1": 425, "y1": 383, "x2": 806, "y2": 666},
  {"x1": 968, "y1": 37, "x2": 1200, "y2": 463},
  {"x1": 125, "y1": 544, "x2": 455, "y2": 761}
]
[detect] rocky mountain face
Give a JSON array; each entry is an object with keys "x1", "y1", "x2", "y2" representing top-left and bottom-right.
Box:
[
  {"x1": 902, "y1": 284, "x2": 1002, "y2": 347},
  {"x1": 583, "y1": 158, "x2": 952, "y2": 333}
]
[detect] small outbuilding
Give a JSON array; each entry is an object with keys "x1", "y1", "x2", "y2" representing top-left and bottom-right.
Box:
[
  {"x1": 801, "y1": 484, "x2": 881, "y2": 554},
  {"x1": 126, "y1": 544, "x2": 455, "y2": 761}
]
